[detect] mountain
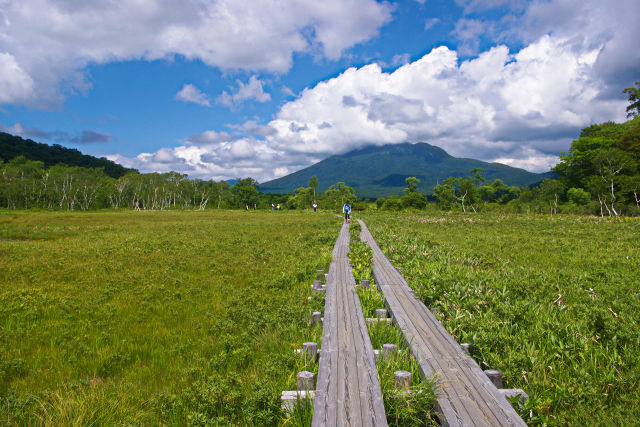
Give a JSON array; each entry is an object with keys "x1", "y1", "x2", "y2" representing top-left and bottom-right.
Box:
[
  {"x1": 260, "y1": 142, "x2": 555, "y2": 198},
  {"x1": 0, "y1": 132, "x2": 136, "y2": 178}
]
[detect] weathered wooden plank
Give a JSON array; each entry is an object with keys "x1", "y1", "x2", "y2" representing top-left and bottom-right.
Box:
[
  {"x1": 359, "y1": 220, "x2": 526, "y2": 427},
  {"x1": 312, "y1": 224, "x2": 387, "y2": 427},
  {"x1": 346, "y1": 284, "x2": 369, "y2": 425},
  {"x1": 399, "y1": 290, "x2": 516, "y2": 425},
  {"x1": 354, "y1": 296, "x2": 388, "y2": 425}
]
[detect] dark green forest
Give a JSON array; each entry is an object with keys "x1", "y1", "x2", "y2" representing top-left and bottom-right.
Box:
[{"x1": 0, "y1": 133, "x2": 135, "y2": 178}]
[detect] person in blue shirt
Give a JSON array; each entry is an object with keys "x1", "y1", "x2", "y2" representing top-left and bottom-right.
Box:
[{"x1": 343, "y1": 201, "x2": 352, "y2": 224}]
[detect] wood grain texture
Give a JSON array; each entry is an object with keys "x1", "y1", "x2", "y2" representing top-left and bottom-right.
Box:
[
  {"x1": 358, "y1": 220, "x2": 527, "y2": 427},
  {"x1": 312, "y1": 224, "x2": 388, "y2": 427}
]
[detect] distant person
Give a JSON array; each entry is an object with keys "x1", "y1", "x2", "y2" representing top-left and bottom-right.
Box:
[
  {"x1": 313, "y1": 202, "x2": 318, "y2": 212},
  {"x1": 245, "y1": 204, "x2": 249, "y2": 211},
  {"x1": 343, "y1": 201, "x2": 351, "y2": 224},
  {"x1": 254, "y1": 204, "x2": 257, "y2": 210},
  {"x1": 271, "y1": 203, "x2": 275, "y2": 210},
  {"x1": 277, "y1": 204, "x2": 280, "y2": 211}
]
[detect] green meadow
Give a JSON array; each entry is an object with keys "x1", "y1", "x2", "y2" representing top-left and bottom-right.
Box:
[
  {"x1": 1, "y1": 210, "x2": 639, "y2": 425},
  {"x1": 0, "y1": 210, "x2": 338, "y2": 425},
  {"x1": 362, "y1": 212, "x2": 640, "y2": 425}
]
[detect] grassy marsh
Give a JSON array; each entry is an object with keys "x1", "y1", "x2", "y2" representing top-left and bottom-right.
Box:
[
  {"x1": 361, "y1": 212, "x2": 640, "y2": 425},
  {"x1": 0, "y1": 210, "x2": 338, "y2": 425}
]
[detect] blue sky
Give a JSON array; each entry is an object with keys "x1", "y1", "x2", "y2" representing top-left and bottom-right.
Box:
[{"x1": 1, "y1": 0, "x2": 638, "y2": 182}]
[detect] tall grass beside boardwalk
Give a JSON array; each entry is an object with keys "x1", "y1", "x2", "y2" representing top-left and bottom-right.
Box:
[
  {"x1": 0, "y1": 210, "x2": 339, "y2": 425},
  {"x1": 361, "y1": 212, "x2": 640, "y2": 426}
]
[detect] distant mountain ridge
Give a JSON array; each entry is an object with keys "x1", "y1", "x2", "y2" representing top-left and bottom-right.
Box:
[
  {"x1": 0, "y1": 132, "x2": 136, "y2": 178},
  {"x1": 260, "y1": 142, "x2": 554, "y2": 198}
]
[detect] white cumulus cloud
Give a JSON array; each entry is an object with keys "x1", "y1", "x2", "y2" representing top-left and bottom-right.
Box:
[
  {"x1": 0, "y1": 53, "x2": 35, "y2": 104},
  {"x1": 260, "y1": 35, "x2": 624, "y2": 173},
  {"x1": 0, "y1": 0, "x2": 392, "y2": 106},
  {"x1": 107, "y1": 0, "x2": 638, "y2": 181},
  {"x1": 109, "y1": 136, "x2": 320, "y2": 182},
  {"x1": 175, "y1": 84, "x2": 211, "y2": 107},
  {"x1": 217, "y1": 76, "x2": 271, "y2": 108}
]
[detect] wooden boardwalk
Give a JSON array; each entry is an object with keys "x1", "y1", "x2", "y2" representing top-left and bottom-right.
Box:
[
  {"x1": 359, "y1": 220, "x2": 526, "y2": 427},
  {"x1": 312, "y1": 223, "x2": 388, "y2": 427}
]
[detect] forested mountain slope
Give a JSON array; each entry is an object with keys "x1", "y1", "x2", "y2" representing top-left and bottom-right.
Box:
[
  {"x1": 261, "y1": 142, "x2": 553, "y2": 198},
  {"x1": 0, "y1": 132, "x2": 136, "y2": 178}
]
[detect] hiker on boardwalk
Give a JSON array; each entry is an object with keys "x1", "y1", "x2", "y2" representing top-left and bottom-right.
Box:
[
  {"x1": 313, "y1": 202, "x2": 318, "y2": 212},
  {"x1": 343, "y1": 201, "x2": 351, "y2": 224}
]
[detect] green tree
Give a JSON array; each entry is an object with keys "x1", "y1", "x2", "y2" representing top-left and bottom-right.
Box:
[
  {"x1": 554, "y1": 121, "x2": 630, "y2": 188},
  {"x1": 400, "y1": 176, "x2": 427, "y2": 209},
  {"x1": 469, "y1": 168, "x2": 485, "y2": 186},
  {"x1": 567, "y1": 187, "x2": 590, "y2": 205},
  {"x1": 623, "y1": 81, "x2": 640, "y2": 118},
  {"x1": 382, "y1": 195, "x2": 403, "y2": 211},
  {"x1": 479, "y1": 179, "x2": 510, "y2": 203},
  {"x1": 540, "y1": 179, "x2": 565, "y2": 215},
  {"x1": 323, "y1": 182, "x2": 357, "y2": 210},
  {"x1": 433, "y1": 180, "x2": 456, "y2": 210},
  {"x1": 500, "y1": 185, "x2": 521, "y2": 203},
  {"x1": 592, "y1": 148, "x2": 635, "y2": 216},
  {"x1": 287, "y1": 186, "x2": 313, "y2": 209},
  {"x1": 0, "y1": 156, "x2": 45, "y2": 209},
  {"x1": 308, "y1": 175, "x2": 319, "y2": 203},
  {"x1": 231, "y1": 178, "x2": 259, "y2": 208},
  {"x1": 402, "y1": 191, "x2": 427, "y2": 209},
  {"x1": 404, "y1": 176, "x2": 419, "y2": 193}
]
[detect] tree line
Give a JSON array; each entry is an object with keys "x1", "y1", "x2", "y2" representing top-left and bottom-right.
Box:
[
  {"x1": 1, "y1": 115, "x2": 637, "y2": 215},
  {"x1": 2, "y1": 83, "x2": 638, "y2": 214},
  {"x1": 0, "y1": 157, "x2": 360, "y2": 212}
]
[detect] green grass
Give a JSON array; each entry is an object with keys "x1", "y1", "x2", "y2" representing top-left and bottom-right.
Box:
[
  {"x1": 361, "y1": 212, "x2": 640, "y2": 426},
  {"x1": 0, "y1": 210, "x2": 339, "y2": 425}
]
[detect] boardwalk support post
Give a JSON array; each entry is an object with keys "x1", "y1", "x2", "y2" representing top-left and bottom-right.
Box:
[
  {"x1": 298, "y1": 371, "x2": 315, "y2": 391},
  {"x1": 382, "y1": 343, "x2": 398, "y2": 357},
  {"x1": 375, "y1": 309, "x2": 388, "y2": 319},
  {"x1": 394, "y1": 371, "x2": 411, "y2": 388},
  {"x1": 460, "y1": 343, "x2": 472, "y2": 355},
  {"x1": 484, "y1": 370, "x2": 503, "y2": 388},
  {"x1": 361, "y1": 279, "x2": 370, "y2": 288},
  {"x1": 302, "y1": 342, "x2": 318, "y2": 361},
  {"x1": 281, "y1": 390, "x2": 315, "y2": 414},
  {"x1": 310, "y1": 311, "x2": 322, "y2": 326}
]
